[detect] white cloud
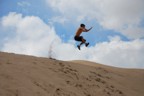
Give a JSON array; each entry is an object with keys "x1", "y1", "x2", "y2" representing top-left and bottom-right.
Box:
[
  {"x1": 48, "y1": 16, "x2": 68, "y2": 25},
  {"x1": 88, "y1": 37, "x2": 144, "y2": 68},
  {"x1": 46, "y1": 0, "x2": 144, "y2": 39},
  {"x1": 1, "y1": 12, "x2": 144, "y2": 68},
  {"x1": 17, "y1": 1, "x2": 31, "y2": 7},
  {"x1": 1, "y1": 12, "x2": 60, "y2": 56}
]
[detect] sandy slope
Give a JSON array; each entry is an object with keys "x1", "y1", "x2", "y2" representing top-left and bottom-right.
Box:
[{"x1": 0, "y1": 52, "x2": 144, "y2": 96}]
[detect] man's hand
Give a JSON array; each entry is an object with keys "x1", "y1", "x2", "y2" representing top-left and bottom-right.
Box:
[
  {"x1": 89, "y1": 27, "x2": 93, "y2": 30},
  {"x1": 84, "y1": 27, "x2": 93, "y2": 32},
  {"x1": 88, "y1": 27, "x2": 93, "y2": 31}
]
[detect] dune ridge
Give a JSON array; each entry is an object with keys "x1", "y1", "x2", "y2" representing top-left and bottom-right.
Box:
[{"x1": 0, "y1": 52, "x2": 144, "y2": 96}]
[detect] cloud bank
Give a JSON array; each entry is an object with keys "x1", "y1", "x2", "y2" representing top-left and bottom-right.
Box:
[
  {"x1": 46, "y1": 0, "x2": 144, "y2": 39},
  {"x1": 1, "y1": 12, "x2": 60, "y2": 56},
  {"x1": 1, "y1": 12, "x2": 144, "y2": 68}
]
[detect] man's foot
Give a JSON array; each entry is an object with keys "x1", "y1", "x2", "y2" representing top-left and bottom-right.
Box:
[
  {"x1": 85, "y1": 43, "x2": 89, "y2": 47},
  {"x1": 77, "y1": 45, "x2": 81, "y2": 50}
]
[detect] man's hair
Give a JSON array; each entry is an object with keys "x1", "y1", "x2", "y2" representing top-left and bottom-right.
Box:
[{"x1": 80, "y1": 24, "x2": 85, "y2": 27}]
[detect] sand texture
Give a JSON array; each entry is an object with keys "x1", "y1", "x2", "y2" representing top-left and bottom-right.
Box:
[{"x1": 0, "y1": 52, "x2": 144, "y2": 96}]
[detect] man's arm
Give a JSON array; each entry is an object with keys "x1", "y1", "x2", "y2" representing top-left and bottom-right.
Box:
[{"x1": 85, "y1": 27, "x2": 93, "y2": 32}]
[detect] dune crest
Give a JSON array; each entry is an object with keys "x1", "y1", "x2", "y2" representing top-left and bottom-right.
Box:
[{"x1": 0, "y1": 52, "x2": 144, "y2": 96}]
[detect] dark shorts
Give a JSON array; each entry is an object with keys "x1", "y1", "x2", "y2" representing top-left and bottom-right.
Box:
[{"x1": 74, "y1": 36, "x2": 85, "y2": 42}]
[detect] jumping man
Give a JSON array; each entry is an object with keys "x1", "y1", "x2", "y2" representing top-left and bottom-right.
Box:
[{"x1": 74, "y1": 24, "x2": 93, "y2": 50}]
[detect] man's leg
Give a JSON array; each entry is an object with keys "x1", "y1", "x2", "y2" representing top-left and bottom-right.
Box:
[
  {"x1": 85, "y1": 42, "x2": 89, "y2": 47},
  {"x1": 82, "y1": 38, "x2": 86, "y2": 43},
  {"x1": 82, "y1": 38, "x2": 89, "y2": 47},
  {"x1": 77, "y1": 42, "x2": 83, "y2": 50},
  {"x1": 77, "y1": 36, "x2": 89, "y2": 50},
  {"x1": 77, "y1": 38, "x2": 85, "y2": 50}
]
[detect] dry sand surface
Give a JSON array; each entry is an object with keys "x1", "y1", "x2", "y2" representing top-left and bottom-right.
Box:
[{"x1": 0, "y1": 52, "x2": 144, "y2": 96}]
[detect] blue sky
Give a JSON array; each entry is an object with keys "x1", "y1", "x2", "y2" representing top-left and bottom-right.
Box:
[{"x1": 0, "y1": 0, "x2": 144, "y2": 68}]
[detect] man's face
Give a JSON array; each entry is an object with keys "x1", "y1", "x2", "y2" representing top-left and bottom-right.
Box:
[{"x1": 82, "y1": 26, "x2": 85, "y2": 28}]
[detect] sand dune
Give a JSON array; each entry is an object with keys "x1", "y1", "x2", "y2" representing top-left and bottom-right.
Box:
[{"x1": 0, "y1": 52, "x2": 144, "y2": 96}]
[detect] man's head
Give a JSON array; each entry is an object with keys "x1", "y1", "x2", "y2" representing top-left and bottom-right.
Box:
[{"x1": 80, "y1": 24, "x2": 85, "y2": 27}]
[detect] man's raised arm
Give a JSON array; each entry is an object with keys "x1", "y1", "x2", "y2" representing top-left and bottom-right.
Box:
[{"x1": 85, "y1": 27, "x2": 93, "y2": 32}]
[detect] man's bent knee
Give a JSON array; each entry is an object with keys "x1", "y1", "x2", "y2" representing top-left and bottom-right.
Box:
[{"x1": 82, "y1": 39, "x2": 86, "y2": 43}]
